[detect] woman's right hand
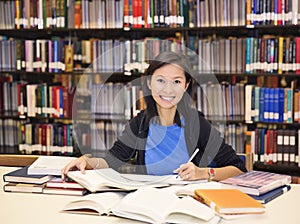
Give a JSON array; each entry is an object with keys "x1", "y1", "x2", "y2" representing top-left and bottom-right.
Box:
[{"x1": 61, "y1": 156, "x2": 88, "y2": 181}]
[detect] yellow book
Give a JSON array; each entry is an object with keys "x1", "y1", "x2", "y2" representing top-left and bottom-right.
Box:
[{"x1": 194, "y1": 189, "x2": 265, "y2": 215}]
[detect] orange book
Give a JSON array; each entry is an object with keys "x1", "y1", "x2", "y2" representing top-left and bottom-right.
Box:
[
  {"x1": 74, "y1": 1, "x2": 82, "y2": 29},
  {"x1": 194, "y1": 189, "x2": 265, "y2": 215}
]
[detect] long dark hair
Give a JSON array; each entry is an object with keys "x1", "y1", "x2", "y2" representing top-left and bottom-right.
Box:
[{"x1": 142, "y1": 51, "x2": 195, "y2": 127}]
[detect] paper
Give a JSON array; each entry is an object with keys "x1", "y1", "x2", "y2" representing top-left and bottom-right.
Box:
[
  {"x1": 120, "y1": 173, "x2": 207, "y2": 185},
  {"x1": 28, "y1": 156, "x2": 75, "y2": 175}
]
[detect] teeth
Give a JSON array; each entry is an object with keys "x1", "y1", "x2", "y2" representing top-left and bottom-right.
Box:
[{"x1": 161, "y1": 96, "x2": 174, "y2": 101}]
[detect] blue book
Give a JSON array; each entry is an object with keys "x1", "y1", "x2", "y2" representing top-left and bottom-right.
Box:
[
  {"x1": 259, "y1": 87, "x2": 265, "y2": 122},
  {"x1": 250, "y1": 185, "x2": 291, "y2": 204},
  {"x1": 278, "y1": 88, "x2": 285, "y2": 122},
  {"x1": 3, "y1": 166, "x2": 52, "y2": 184}
]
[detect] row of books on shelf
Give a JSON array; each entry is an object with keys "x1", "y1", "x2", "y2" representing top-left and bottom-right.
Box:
[
  {"x1": 76, "y1": 120, "x2": 126, "y2": 152},
  {"x1": 0, "y1": 119, "x2": 19, "y2": 151},
  {"x1": 4, "y1": 34, "x2": 300, "y2": 75},
  {"x1": 1, "y1": 0, "x2": 124, "y2": 30},
  {"x1": 245, "y1": 36, "x2": 300, "y2": 74},
  {"x1": 0, "y1": 78, "x2": 247, "y2": 122},
  {"x1": 245, "y1": 85, "x2": 300, "y2": 124},
  {"x1": 2, "y1": 157, "x2": 293, "y2": 222},
  {"x1": 0, "y1": 79, "x2": 75, "y2": 118},
  {"x1": 198, "y1": 37, "x2": 246, "y2": 73},
  {"x1": 19, "y1": 122, "x2": 73, "y2": 155},
  {"x1": 91, "y1": 82, "x2": 145, "y2": 120},
  {"x1": 246, "y1": 128, "x2": 300, "y2": 167},
  {"x1": 246, "y1": 0, "x2": 300, "y2": 26},
  {"x1": 123, "y1": 0, "x2": 245, "y2": 28},
  {"x1": 0, "y1": 36, "x2": 185, "y2": 73},
  {"x1": 216, "y1": 123, "x2": 247, "y2": 155},
  {"x1": 0, "y1": 0, "x2": 246, "y2": 30},
  {"x1": 196, "y1": 82, "x2": 245, "y2": 119},
  {"x1": 2, "y1": 0, "x2": 300, "y2": 30}
]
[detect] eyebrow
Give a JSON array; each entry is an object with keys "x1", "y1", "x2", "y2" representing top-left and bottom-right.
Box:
[{"x1": 154, "y1": 75, "x2": 185, "y2": 79}]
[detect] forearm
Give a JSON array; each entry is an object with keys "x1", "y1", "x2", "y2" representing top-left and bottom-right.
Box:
[
  {"x1": 83, "y1": 155, "x2": 109, "y2": 169},
  {"x1": 212, "y1": 166, "x2": 244, "y2": 181}
]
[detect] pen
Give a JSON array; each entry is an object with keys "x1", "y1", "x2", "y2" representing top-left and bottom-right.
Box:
[
  {"x1": 176, "y1": 148, "x2": 199, "y2": 179},
  {"x1": 187, "y1": 148, "x2": 200, "y2": 163}
]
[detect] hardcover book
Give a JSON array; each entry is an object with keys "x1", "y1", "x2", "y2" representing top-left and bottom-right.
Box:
[
  {"x1": 219, "y1": 170, "x2": 292, "y2": 196},
  {"x1": 3, "y1": 182, "x2": 45, "y2": 193},
  {"x1": 250, "y1": 185, "x2": 291, "y2": 204},
  {"x1": 194, "y1": 189, "x2": 265, "y2": 215},
  {"x1": 3, "y1": 166, "x2": 52, "y2": 184}
]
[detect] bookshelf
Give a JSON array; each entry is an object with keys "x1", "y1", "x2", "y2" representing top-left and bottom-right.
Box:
[{"x1": 0, "y1": 0, "x2": 299, "y2": 177}]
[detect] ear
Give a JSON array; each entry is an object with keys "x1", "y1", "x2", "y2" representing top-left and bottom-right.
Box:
[
  {"x1": 184, "y1": 81, "x2": 190, "y2": 91},
  {"x1": 147, "y1": 78, "x2": 151, "y2": 90}
]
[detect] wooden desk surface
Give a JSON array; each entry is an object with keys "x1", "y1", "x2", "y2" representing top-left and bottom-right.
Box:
[{"x1": 0, "y1": 166, "x2": 299, "y2": 224}]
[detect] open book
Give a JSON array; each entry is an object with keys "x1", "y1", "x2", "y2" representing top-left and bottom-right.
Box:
[
  {"x1": 63, "y1": 187, "x2": 220, "y2": 224},
  {"x1": 66, "y1": 168, "x2": 200, "y2": 193}
]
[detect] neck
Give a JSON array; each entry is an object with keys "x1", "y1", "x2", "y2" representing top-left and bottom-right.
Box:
[{"x1": 157, "y1": 106, "x2": 177, "y2": 126}]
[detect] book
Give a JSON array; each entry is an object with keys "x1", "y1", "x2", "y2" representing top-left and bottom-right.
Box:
[
  {"x1": 194, "y1": 189, "x2": 265, "y2": 215},
  {"x1": 219, "y1": 170, "x2": 292, "y2": 196},
  {"x1": 43, "y1": 177, "x2": 89, "y2": 196},
  {"x1": 62, "y1": 191, "x2": 126, "y2": 215},
  {"x1": 27, "y1": 155, "x2": 75, "y2": 176},
  {"x1": 3, "y1": 182, "x2": 45, "y2": 193},
  {"x1": 45, "y1": 177, "x2": 84, "y2": 189},
  {"x1": 3, "y1": 166, "x2": 53, "y2": 184},
  {"x1": 43, "y1": 187, "x2": 89, "y2": 196},
  {"x1": 66, "y1": 168, "x2": 170, "y2": 193},
  {"x1": 250, "y1": 185, "x2": 291, "y2": 204},
  {"x1": 63, "y1": 187, "x2": 220, "y2": 224}
]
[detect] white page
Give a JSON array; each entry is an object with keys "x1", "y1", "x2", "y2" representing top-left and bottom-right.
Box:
[
  {"x1": 120, "y1": 173, "x2": 207, "y2": 185},
  {"x1": 63, "y1": 192, "x2": 125, "y2": 215},
  {"x1": 28, "y1": 156, "x2": 75, "y2": 175},
  {"x1": 111, "y1": 187, "x2": 217, "y2": 224}
]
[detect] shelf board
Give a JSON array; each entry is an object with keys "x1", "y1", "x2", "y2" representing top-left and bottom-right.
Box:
[
  {"x1": 0, "y1": 154, "x2": 39, "y2": 167},
  {"x1": 254, "y1": 162, "x2": 300, "y2": 177}
]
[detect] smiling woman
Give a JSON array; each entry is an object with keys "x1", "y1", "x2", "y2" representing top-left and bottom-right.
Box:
[
  {"x1": 146, "y1": 63, "x2": 189, "y2": 126},
  {"x1": 62, "y1": 51, "x2": 247, "y2": 182}
]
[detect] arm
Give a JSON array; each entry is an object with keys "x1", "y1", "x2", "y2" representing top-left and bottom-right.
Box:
[
  {"x1": 61, "y1": 113, "x2": 144, "y2": 180},
  {"x1": 175, "y1": 163, "x2": 243, "y2": 181},
  {"x1": 61, "y1": 155, "x2": 109, "y2": 180},
  {"x1": 175, "y1": 111, "x2": 246, "y2": 181}
]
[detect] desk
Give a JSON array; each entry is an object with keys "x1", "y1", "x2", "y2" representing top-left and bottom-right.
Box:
[{"x1": 0, "y1": 166, "x2": 299, "y2": 224}]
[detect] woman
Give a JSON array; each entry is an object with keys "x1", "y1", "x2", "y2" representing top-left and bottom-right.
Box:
[{"x1": 62, "y1": 51, "x2": 246, "y2": 181}]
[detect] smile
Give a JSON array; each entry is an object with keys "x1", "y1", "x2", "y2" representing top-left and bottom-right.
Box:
[{"x1": 160, "y1": 96, "x2": 175, "y2": 101}]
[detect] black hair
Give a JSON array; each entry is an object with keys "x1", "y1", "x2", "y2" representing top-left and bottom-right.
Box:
[{"x1": 142, "y1": 51, "x2": 195, "y2": 127}]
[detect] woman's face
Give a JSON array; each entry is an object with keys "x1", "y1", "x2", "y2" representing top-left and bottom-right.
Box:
[{"x1": 148, "y1": 64, "x2": 189, "y2": 111}]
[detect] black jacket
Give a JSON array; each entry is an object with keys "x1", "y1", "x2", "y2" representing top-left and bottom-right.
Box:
[{"x1": 105, "y1": 109, "x2": 247, "y2": 174}]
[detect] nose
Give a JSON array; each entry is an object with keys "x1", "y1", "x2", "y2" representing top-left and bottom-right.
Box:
[{"x1": 163, "y1": 81, "x2": 173, "y2": 94}]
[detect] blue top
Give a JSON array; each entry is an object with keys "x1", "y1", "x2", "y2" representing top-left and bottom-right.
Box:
[{"x1": 145, "y1": 119, "x2": 189, "y2": 175}]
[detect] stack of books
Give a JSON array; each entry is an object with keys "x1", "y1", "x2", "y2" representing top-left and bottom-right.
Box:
[
  {"x1": 219, "y1": 170, "x2": 292, "y2": 204},
  {"x1": 2, "y1": 166, "x2": 88, "y2": 196}
]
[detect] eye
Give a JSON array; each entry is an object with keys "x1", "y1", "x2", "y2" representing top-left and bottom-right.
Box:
[
  {"x1": 156, "y1": 78, "x2": 165, "y2": 83},
  {"x1": 173, "y1": 80, "x2": 181, "y2": 85}
]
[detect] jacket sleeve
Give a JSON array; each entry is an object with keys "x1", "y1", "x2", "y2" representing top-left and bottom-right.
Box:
[
  {"x1": 197, "y1": 115, "x2": 247, "y2": 172},
  {"x1": 104, "y1": 114, "x2": 142, "y2": 170}
]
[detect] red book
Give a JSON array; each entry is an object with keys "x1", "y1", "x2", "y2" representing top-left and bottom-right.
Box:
[
  {"x1": 62, "y1": 86, "x2": 69, "y2": 118},
  {"x1": 277, "y1": 0, "x2": 282, "y2": 25},
  {"x1": 74, "y1": 0, "x2": 82, "y2": 29},
  {"x1": 123, "y1": 0, "x2": 130, "y2": 29}
]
